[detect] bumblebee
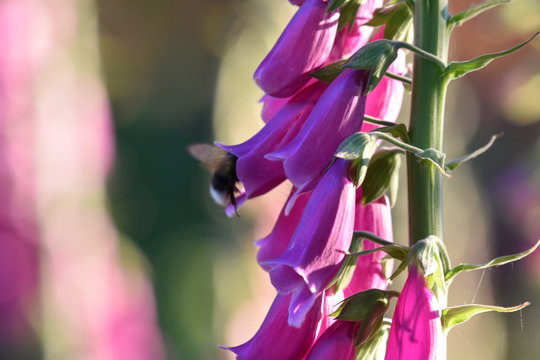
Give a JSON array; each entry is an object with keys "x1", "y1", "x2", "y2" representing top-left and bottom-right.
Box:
[{"x1": 187, "y1": 143, "x2": 241, "y2": 209}]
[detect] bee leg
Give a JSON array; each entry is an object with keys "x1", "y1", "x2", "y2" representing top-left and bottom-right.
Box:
[{"x1": 229, "y1": 189, "x2": 240, "y2": 217}]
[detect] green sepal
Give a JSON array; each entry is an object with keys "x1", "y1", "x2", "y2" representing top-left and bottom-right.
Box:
[
  {"x1": 331, "y1": 289, "x2": 399, "y2": 320},
  {"x1": 414, "y1": 236, "x2": 449, "y2": 300},
  {"x1": 327, "y1": 0, "x2": 348, "y2": 11},
  {"x1": 328, "y1": 235, "x2": 365, "y2": 292},
  {"x1": 348, "y1": 230, "x2": 408, "y2": 264},
  {"x1": 355, "y1": 319, "x2": 391, "y2": 360},
  {"x1": 361, "y1": 149, "x2": 402, "y2": 205},
  {"x1": 415, "y1": 148, "x2": 450, "y2": 176},
  {"x1": 443, "y1": 32, "x2": 539, "y2": 81},
  {"x1": 311, "y1": 60, "x2": 347, "y2": 83},
  {"x1": 345, "y1": 39, "x2": 399, "y2": 93},
  {"x1": 335, "y1": 133, "x2": 378, "y2": 186},
  {"x1": 366, "y1": 2, "x2": 413, "y2": 41},
  {"x1": 445, "y1": 134, "x2": 502, "y2": 172},
  {"x1": 445, "y1": 239, "x2": 540, "y2": 283},
  {"x1": 338, "y1": 0, "x2": 363, "y2": 31},
  {"x1": 448, "y1": 0, "x2": 514, "y2": 28},
  {"x1": 442, "y1": 302, "x2": 530, "y2": 332}
]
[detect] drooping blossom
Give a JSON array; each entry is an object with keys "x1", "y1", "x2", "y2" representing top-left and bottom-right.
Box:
[
  {"x1": 256, "y1": 190, "x2": 310, "y2": 269},
  {"x1": 262, "y1": 159, "x2": 355, "y2": 327},
  {"x1": 267, "y1": 69, "x2": 369, "y2": 193},
  {"x1": 305, "y1": 320, "x2": 360, "y2": 360},
  {"x1": 385, "y1": 265, "x2": 445, "y2": 360},
  {"x1": 344, "y1": 194, "x2": 393, "y2": 297},
  {"x1": 254, "y1": 0, "x2": 339, "y2": 97},
  {"x1": 217, "y1": 81, "x2": 327, "y2": 199},
  {"x1": 224, "y1": 290, "x2": 344, "y2": 360},
  {"x1": 223, "y1": 293, "x2": 323, "y2": 360}
]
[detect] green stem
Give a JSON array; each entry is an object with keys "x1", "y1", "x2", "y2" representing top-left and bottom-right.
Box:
[
  {"x1": 384, "y1": 71, "x2": 412, "y2": 85},
  {"x1": 407, "y1": 0, "x2": 449, "y2": 245},
  {"x1": 395, "y1": 41, "x2": 447, "y2": 69}
]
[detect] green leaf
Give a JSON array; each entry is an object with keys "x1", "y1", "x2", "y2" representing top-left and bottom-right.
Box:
[
  {"x1": 415, "y1": 148, "x2": 450, "y2": 176},
  {"x1": 375, "y1": 123, "x2": 410, "y2": 142},
  {"x1": 327, "y1": 0, "x2": 348, "y2": 12},
  {"x1": 448, "y1": 0, "x2": 514, "y2": 28},
  {"x1": 361, "y1": 149, "x2": 402, "y2": 205},
  {"x1": 442, "y1": 302, "x2": 530, "y2": 332},
  {"x1": 329, "y1": 235, "x2": 365, "y2": 292},
  {"x1": 345, "y1": 40, "x2": 399, "y2": 93},
  {"x1": 311, "y1": 60, "x2": 347, "y2": 83},
  {"x1": 355, "y1": 319, "x2": 391, "y2": 360},
  {"x1": 335, "y1": 133, "x2": 378, "y2": 186},
  {"x1": 332, "y1": 289, "x2": 399, "y2": 320},
  {"x1": 445, "y1": 239, "x2": 540, "y2": 282},
  {"x1": 445, "y1": 133, "x2": 502, "y2": 172},
  {"x1": 444, "y1": 32, "x2": 539, "y2": 80}
]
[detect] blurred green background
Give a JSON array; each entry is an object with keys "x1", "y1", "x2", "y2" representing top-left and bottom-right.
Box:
[{"x1": 98, "y1": 0, "x2": 540, "y2": 359}]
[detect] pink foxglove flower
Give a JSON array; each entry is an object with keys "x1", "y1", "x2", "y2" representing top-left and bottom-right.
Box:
[
  {"x1": 254, "y1": 0, "x2": 338, "y2": 97},
  {"x1": 305, "y1": 320, "x2": 359, "y2": 360},
  {"x1": 223, "y1": 293, "x2": 324, "y2": 360},
  {"x1": 262, "y1": 159, "x2": 355, "y2": 326},
  {"x1": 268, "y1": 69, "x2": 369, "y2": 193},
  {"x1": 385, "y1": 265, "x2": 445, "y2": 360},
  {"x1": 344, "y1": 194, "x2": 393, "y2": 297},
  {"x1": 218, "y1": 81, "x2": 326, "y2": 199},
  {"x1": 256, "y1": 190, "x2": 310, "y2": 270}
]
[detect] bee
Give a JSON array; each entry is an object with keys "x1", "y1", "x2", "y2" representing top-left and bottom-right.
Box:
[{"x1": 187, "y1": 143, "x2": 241, "y2": 212}]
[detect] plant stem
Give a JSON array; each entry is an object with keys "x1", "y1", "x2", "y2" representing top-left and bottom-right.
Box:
[{"x1": 407, "y1": 0, "x2": 449, "y2": 245}]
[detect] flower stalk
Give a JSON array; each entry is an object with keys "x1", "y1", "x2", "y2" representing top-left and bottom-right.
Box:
[{"x1": 407, "y1": 0, "x2": 449, "y2": 244}]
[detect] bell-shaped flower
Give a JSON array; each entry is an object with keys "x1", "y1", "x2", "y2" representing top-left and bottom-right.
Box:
[
  {"x1": 254, "y1": 0, "x2": 339, "y2": 97},
  {"x1": 385, "y1": 265, "x2": 446, "y2": 360},
  {"x1": 256, "y1": 190, "x2": 310, "y2": 270},
  {"x1": 305, "y1": 320, "x2": 360, "y2": 360},
  {"x1": 344, "y1": 194, "x2": 393, "y2": 297},
  {"x1": 328, "y1": 0, "x2": 383, "y2": 62},
  {"x1": 222, "y1": 293, "x2": 324, "y2": 360},
  {"x1": 362, "y1": 29, "x2": 407, "y2": 132},
  {"x1": 262, "y1": 159, "x2": 356, "y2": 327},
  {"x1": 217, "y1": 81, "x2": 327, "y2": 200},
  {"x1": 267, "y1": 69, "x2": 369, "y2": 193}
]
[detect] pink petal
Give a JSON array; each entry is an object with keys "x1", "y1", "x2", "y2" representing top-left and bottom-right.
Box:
[{"x1": 254, "y1": 0, "x2": 339, "y2": 97}]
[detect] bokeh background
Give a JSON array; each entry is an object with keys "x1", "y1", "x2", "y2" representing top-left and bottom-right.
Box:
[{"x1": 0, "y1": 0, "x2": 538, "y2": 359}]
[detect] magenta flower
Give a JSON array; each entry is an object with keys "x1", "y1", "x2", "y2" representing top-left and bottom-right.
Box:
[
  {"x1": 223, "y1": 293, "x2": 324, "y2": 360},
  {"x1": 254, "y1": 0, "x2": 339, "y2": 97},
  {"x1": 217, "y1": 81, "x2": 326, "y2": 199},
  {"x1": 267, "y1": 69, "x2": 369, "y2": 192},
  {"x1": 262, "y1": 159, "x2": 356, "y2": 326},
  {"x1": 256, "y1": 190, "x2": 310, "y2": 270},
  {"x1": 385, "y1": 265, "x2": 445, "y2": 360},
  {"x1": 305, "y1": 320, "x2": 360, "y2": 360},
  {"x1": 344, "y1": 194, "x2": 393, "y2": 297}
]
